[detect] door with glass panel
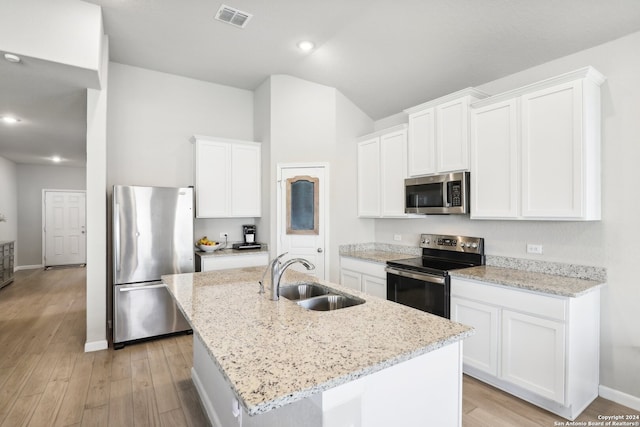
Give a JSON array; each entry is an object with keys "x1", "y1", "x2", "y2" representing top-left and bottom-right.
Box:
[{"x1": 277, "y1": 165, "x2": 326, "y2": 279}]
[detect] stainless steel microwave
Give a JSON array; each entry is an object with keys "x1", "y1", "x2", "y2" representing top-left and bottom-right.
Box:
[{"x1": 405, "y1": 172, "x2": 470, "y2": 214}]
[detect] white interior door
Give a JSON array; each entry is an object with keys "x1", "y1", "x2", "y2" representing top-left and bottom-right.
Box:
[
  {"x1": 44, "y1": 190, "x2": 86, "y2": 266},
  {"x1": 277, "y1": 165, "x2": 327, "y2": 279}
]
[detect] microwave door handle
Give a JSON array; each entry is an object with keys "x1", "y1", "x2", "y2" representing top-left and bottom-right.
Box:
[{"x1": 443, "y1": 182, "x2": 449, "y2": 207}]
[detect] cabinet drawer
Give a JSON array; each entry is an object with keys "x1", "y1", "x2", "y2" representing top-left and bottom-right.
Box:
[
  {"x1": 200, "y1": 253, "x2": 269, "y2": 272},
  {"x1": 340, "y1": 257, "x2": 386, "y2": 279},
  {"x1": 451, "y1": 277, "x2": 566, "y2": 321}
]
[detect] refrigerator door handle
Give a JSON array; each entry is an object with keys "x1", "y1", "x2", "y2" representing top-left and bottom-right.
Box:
[
  {"x1": 119, "y1": 284, "x2": 166, "y2": 292},
  {"x1": 114, "y1": 202, "x2": 121, "y2": 273}
]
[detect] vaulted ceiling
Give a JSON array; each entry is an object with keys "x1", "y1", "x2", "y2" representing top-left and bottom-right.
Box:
[{"x1": 2, "y1": 0, "x2": 640, "y2": 166}]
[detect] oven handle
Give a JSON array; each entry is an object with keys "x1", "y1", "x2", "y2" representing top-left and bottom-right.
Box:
[{"x1": 385, "y1": 267, "x2": 446, "y2": 285}]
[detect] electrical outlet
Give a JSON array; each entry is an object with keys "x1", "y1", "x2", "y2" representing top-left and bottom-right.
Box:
[
  {"x1": 526, "y1": 244, "x2": 543, "y2": 254},
  {"x1": 393, "y1": 234, "x2": 402, "y2": 241},
  {"x1": 220, "y1": 232, "x2": 228, "y2": 239}
]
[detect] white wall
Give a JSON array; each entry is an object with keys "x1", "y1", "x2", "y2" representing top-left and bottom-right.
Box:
[
  {"x1": 0, "y1": 0, "x2": 104, "y2": 88},
  {"x1": 256, "y1": 75, "x2": 374, "y2": 281},
  {"x1": 15, "y1": 164, "x2": 86, "y2": 267},
  {"x1": 373, "y1": 31, "x2": 640, "y2": 401},
  {"x1": 0, "y1": 156, "x2": 18, "y2": 245},
  {"x1": 254, "y1": 79, "x2": 272, "y2": 248},
  {"x1": 106, "y1": 62, "x2": 256, "y2": 241},
  {"x1": 85, "y1": 36, "x2": 109, "y2": 352}
]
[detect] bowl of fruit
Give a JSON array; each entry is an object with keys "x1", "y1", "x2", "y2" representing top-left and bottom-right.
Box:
[{"x1": 196, "y1": 237, "x2": 222, "y2": 252}]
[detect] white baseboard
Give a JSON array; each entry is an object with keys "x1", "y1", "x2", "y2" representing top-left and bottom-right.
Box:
[
  {"x1": 15, "y1": 264, "x2": 44, "y2": 271},
  {"x1": 84, "y1": 340, "x2": 108, "y2": 352},
  {"x1": 600, "y1": 385, "x2": 640, "y2": 412},
  {"x1": 191, "y1": 367, "x2": 221, "y2": 427}
]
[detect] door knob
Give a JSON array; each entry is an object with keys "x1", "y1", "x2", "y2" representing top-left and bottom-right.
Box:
[{"x1": 317, "y1": 248, "x2": 323, "y2": 253}]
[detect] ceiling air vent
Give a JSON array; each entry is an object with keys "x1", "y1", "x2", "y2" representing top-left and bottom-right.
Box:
[{"x1": 215, "y1": 4, "x2": 253, "y2": 28}]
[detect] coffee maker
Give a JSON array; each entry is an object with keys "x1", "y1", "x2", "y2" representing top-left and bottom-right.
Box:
[{"x1": 233, "y1": 225, "x2": 260, "y2": 249}]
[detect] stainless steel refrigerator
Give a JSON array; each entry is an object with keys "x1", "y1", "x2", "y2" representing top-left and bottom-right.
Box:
[{"x1": 112, "y1": 185, "x2": 193, "y2": 349}]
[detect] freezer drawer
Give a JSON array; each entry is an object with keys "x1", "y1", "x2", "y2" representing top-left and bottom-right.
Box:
[{"x1": 113, "y1": 281, "x2": 191, "y2": 347}]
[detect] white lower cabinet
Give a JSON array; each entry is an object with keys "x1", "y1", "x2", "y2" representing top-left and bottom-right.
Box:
[
  {"x1": 197, "y1": 252, "x2": 269, "y2": 272},
  {"x1": 501, "y1": 309, "x2": 565, "y2": 403},
  {"x1": 450, "y1": 297, "x2": 499, "y2": 376},
  {"x1": 339, "y1": 257, "x2": 387, "y2": 299},
  {"x1": 451, "y1": 277, "x2": 600, "y2": 420}
]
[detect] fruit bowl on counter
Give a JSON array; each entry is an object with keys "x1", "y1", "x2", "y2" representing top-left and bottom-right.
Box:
[{"x1": 196, "y1": 237, "x2": 222, "y2": 252}]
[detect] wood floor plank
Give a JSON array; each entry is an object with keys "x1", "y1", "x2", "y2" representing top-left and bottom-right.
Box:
[
  {"x1": 80, "y1": 405, "x2": 108, "y2": 427},
  {"x1": 0, "y1": 354, "x2": 43, "y2": 424},
  {"x1": 27, "y1": 378, "x2": 68, "y2": 427},
  {"x1": 84, "y1": 351, "x2": 112, "y2": 410},
  {"x1": 0, "y1": 394, "x2": 40, "y2": 427},
  {"x1": 20, "y1": 349, "x2": 64, "y2": 397},
  {"x1": 110, "y1": 346, "x2": 132, "y2": 381},
  {"x1": 54, "y1": 353, "x2": 95, "y2": 427},
  {"x1": 159, "y1": 408, "x2": 188, "y2": 427},
  {"x1": 131, "y1": 358, "x2": 161, "y2": 427},
  {"x1": 108, "y1": 377, "x2": 134, "y2": 427},
  {"x1": 175, "y1": 386, "x2": 209, "y2": 427},
  {"x1": 147, "y1": 341, "x2": 181, "y2": 414}
]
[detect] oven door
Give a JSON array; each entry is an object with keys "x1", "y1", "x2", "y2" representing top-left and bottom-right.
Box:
[{"x1": 386, "y1": 267, "x2": 450, "y2": 318}]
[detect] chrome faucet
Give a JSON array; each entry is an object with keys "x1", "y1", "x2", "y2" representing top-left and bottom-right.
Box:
[{"x1": 259, "y1": 253, "x2": 315, "y2": 300}]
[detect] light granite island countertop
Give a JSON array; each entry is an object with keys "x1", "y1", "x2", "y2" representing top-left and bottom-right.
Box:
[{"x1": 163, "y1": 266, "x2": 473, "y2": 427}]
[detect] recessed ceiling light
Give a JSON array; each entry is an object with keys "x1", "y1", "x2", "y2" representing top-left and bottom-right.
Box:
[
  {"x1": 297, "y1": 41, "x2": 315, "y2": 52},
  {"x1": 51, "y1": 156, "x2": 62, "y2": 163},
  {"x1": 4, "y1": 53, "x2": 21, "y2": 63},
  {"x1": 1, "y1": 116, "x2": 20, "y2": 124}
]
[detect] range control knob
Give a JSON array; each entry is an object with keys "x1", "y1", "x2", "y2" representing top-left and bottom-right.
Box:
[
  {"x1": 422, "y1": 239, "x2": 430, "y2": 245},
  {"x1": 471, "y1": 243, "x2": 478, "y2": 249}
]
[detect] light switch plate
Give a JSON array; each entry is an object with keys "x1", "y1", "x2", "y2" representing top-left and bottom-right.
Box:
[{"x1": 393, "y1": 234, "x2": 402, "y2": 241}]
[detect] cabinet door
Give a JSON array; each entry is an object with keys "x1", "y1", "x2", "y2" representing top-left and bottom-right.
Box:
[
  {"x1": 521, "y1": 81, "x2": 583, "y2": 219},
  {"x1": 195, "y1": 140, "x2": 231, "y2": 218},
  {"x1": 451, "y1": 297, "x2": 499, "y2": 376},
  {"x1": 340, "y1": 269, "x2": 362, "y2": 292},
  {"x1": 470, "y1": 99, "x2": 519, "y2": 219},
  {"x1": 357, "y1": 138, "x2": 381, "y2": 217},
  {"x1": 380, "y1": 129, "x2": 408, "y2": 217},
  {"x1": 437, "y1": 97, "x2": 469, "y2": 172},
  {"x1": 407, "y1": 108, "x2": 436, "y2": 176},
  {"x1": 362, "y1": 274, "x2": 386, "y2": 299},
  {"x1": 501, "y1": 310, "x2": 565, "y2": 403},
  {"x1": 231, "y1": 143, "x2": 261, "y2": 217}
]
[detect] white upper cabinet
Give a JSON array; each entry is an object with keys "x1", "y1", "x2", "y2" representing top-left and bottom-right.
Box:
[
  {"x1": 470, "y1": 67, "x2": 605, "y2": 221},
  {"x1": 405, "y1": 88, "x2": 489, "y2": 177},
  {"x1": 192, "y1": 135, "x2": 262, "y2": 218},
  {"x1": 406, "y1": 108, "x2": 436, "y2": 176},
  {"x1": 470, "y1": 99, "x2": 519, "y2": 219},
  {"x1": 357, "y1": 137, "x2": 381, "y2": 217},
  {"x1": 357, "y1": 125, "x2": 408, "y2": 218}
]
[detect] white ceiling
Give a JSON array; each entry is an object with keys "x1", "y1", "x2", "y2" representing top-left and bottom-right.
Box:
[{"x1": 2, "y1": 0, "x2": 640, "y2": 166}]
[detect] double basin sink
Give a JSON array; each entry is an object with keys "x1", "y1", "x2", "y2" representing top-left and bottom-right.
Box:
[{"x1": 279, "y1": 283, "x2": 365, "y2": 311}]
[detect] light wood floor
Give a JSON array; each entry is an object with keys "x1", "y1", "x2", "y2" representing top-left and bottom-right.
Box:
[
  {"x1": 0, "y1": 267, "x2": 208, "y2": 426},
  {"x1": 1, "y1": 267, "x2": 637, "y2": 426}
]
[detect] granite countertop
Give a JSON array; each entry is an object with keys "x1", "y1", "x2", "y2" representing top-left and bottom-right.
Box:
[
  {"x1": 162, "y1": 267, "x2": 473, "y2": 416},
  {"x1": 340, "y1": 244, "x2": 605, "y2": 298},
  {"x1": 195, "y1": 245, "x2": 268, "y2": 258},
  {"x1": 449, "y1": 265, "x2": 603, "y2": 297},
  {"x1": 339, "y1": 249, "x2": 413, "y2": 263}
]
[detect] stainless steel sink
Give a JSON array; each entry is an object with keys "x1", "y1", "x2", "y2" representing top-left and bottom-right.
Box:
[
  {"x1": 279, "y1": 283, "x2": 330, "y2": 301},
  {"x1": 296, "y1": 294, "x2": 365, "y2": 311}
]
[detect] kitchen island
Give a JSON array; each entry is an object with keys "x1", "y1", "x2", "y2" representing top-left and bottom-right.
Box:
[{"x1": 163, "y1": 267, "x2": 473, "y2": 427}]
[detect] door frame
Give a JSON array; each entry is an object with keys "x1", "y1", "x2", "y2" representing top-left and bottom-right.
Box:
[
  {"x1": 276, "y1": 162, "x2": 330, "y2": 280},
  {"x1": 41, "y1": 189, "x2": 87, "y2": 267}
]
